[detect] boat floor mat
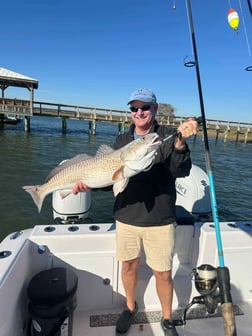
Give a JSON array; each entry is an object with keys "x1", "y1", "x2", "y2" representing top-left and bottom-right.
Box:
[{"x1": 90, "y1": 305, "x2": 244, "y2": 327}]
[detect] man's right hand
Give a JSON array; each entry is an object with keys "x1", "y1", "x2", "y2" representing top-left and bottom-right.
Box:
[{"x1": 72, "y1": 181, "x2": 90, "y2": 194}]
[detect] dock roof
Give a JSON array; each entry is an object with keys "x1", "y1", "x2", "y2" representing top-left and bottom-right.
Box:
[{"x1": 0, "y1": 67, "x2": 38, "y2": 90}]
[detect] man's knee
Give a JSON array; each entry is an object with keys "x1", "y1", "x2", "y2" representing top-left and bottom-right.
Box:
[
  {"x1": 122, "y1": 258, "x2": 140, "y2": 274},
  {"x1": 153, "y1": 269, "x2": 173, "y2": 283}
]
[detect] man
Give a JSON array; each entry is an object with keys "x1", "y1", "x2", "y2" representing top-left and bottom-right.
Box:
[{"x1": 72, "y1": 88, "x2": 198, "y2": 336}]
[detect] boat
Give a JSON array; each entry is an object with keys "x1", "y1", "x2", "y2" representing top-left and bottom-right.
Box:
[
  {"x1": 0, "y1": 164, "x2": 251, "y2": 336},
  {"x1": 4, "y1": 114, "x2": 23, "y2": 124}
]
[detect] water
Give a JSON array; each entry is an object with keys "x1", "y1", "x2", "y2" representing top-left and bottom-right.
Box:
[{"x1": 0, "y1": 116, "x2": 252, "y2": 242}]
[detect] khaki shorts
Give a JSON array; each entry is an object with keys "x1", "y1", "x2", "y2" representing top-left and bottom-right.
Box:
[{"x1": 116, "y1": 221, "x2": 176, "y2": 272}]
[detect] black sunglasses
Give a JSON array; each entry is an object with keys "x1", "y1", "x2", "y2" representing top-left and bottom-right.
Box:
[{"x1": 130, "y1": 105, "x2": 152, "y2": 113}]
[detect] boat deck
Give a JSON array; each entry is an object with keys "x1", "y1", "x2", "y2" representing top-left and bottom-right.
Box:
[{"x1": 67, "y1": 302, "x2": 250, "y2": 336}]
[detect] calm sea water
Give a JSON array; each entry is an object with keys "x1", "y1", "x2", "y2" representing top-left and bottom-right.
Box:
[{"x1": 0, "y1": 116, "x2": 251, "y2": 242}]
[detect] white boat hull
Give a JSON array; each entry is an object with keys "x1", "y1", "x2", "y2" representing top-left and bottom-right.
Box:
[{"x1": 0, "y1": 220, "x2": 251, "y2": 335}]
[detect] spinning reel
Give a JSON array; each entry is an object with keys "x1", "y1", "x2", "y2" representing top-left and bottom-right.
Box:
[{"x1": 182, "y1": 264, "x2": 221, "y2": 324}]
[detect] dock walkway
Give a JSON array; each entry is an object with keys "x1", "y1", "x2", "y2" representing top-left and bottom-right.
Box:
[{"x1": 0, "y1": 98, "x2": 251, "y2": 143}]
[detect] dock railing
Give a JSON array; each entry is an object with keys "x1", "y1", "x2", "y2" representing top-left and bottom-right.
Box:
[
  {"x1": 32, "y1": 100, "x2": 131, "y2": 124},
  {"x1": 0, "y1": 97, "x2": 251, "y2": 142}
]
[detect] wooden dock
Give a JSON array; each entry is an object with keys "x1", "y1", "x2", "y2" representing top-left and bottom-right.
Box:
[{"x1": 0, "y1": 97, "x2": 251, "y2": 143}]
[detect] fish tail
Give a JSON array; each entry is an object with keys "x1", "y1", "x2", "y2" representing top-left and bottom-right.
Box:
[{"x1": 22, "y1": 185, "x2": 45, "y2": 213}]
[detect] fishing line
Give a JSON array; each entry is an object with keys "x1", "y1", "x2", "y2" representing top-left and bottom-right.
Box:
[
  {"x1": 184, "y1": 0, "x2": 196, "y2": 66},
  {"x1": 228, "y1": 0, "x2": 252, "y2": 70},
  {"x1": 170, "y1": 0, "x2": 195, "y2": 66},
  {"x1": 238, "y1": 0, "x2": 251, "y2": 56}
]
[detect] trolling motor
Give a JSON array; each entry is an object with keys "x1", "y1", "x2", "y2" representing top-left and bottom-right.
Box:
[{"x1": 182, "y1": 264, "x2": 220, "y2": 324}]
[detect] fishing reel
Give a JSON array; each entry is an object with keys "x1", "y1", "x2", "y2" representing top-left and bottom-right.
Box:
[
  {"x1": 194, "y1": 264, "x2": 218, "y2": 296},
  {"x1": 182, "y1": 264, "x2": 220, "y2": 324}
]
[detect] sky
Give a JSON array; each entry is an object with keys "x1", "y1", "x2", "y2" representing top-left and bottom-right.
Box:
[{"x1": 1, "y1": 0, "x2": 252, "y2": 123}]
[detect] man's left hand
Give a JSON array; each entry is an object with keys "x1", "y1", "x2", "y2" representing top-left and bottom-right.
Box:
[{"x1": 175, "y1": 118, "x2": 199, "y2": 149}]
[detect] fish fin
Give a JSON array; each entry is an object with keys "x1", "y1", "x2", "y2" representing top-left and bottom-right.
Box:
[
  {"x1": 113, "y1": 179, "x2": 129, "y2": 196},
  {"x1": 96, "y1": 145, "x2": 114, "y2": 156},
  {"x1": 112, "y1": 166, "x2": 124, "y2": 181},
  {"x1": 59, "y1": 190, "x2": 72, "y2": 199},
  {"x1": 45, "y1": 154, "x2": 92, "y2": 182},
  {"x1": 22, "y1": 185, "x2": 45, "y2": 213}
]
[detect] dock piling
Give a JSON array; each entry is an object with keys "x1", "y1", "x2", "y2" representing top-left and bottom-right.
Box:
[
  {"x1": 24, "y1": 116, "x2": 30, "y2": 132},
  {"x1": 62, "y1": 117, "x2": 67, "y2": 134}
]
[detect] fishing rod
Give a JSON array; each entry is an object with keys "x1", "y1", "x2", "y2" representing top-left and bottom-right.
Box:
[{"x1": 185, "y1": 1, "x2": 236, "y2": 335}]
